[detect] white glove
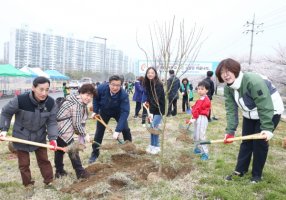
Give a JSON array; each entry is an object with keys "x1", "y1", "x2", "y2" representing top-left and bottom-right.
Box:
[
  {"x1": 187, "y1": 119, "x2": 196, "y2": 124},
  {"x1": 0, "y1": 131, "x2": 7, "y2": 138},
  {"x1": 91, "y1": 113, "x2": 97, "y2": 119},
  {"x1": 261, "y1": 130, "x2": 273, "y2": 141},
  {"x1": 182, "y1": 92, "x2": 185, "y2": 96},
  {"x1": 85, "y1": 134, "x2": 91, "y2": 143},
  {"x1": 148, "y1": 114, "x2": 154, "y2": 122},
  {"x1": 113, "y1": 132, "x2": 120, "y2": 139}
]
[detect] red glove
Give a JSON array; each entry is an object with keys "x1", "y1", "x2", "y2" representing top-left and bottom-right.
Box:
[
  {"x1": 224, "y1": 134, "x2": 234, "y2": 144},
  {"x1": 49, "y1": 140, "x2": 57, "y2": 151}
]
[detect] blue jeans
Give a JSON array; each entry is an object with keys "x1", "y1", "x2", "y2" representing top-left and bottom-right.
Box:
[{"x1": 150, "y1": 115, "x2": 162, "y2": 147}]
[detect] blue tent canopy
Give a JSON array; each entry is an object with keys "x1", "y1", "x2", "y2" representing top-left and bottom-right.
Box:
[{"x1": 44, "y1": 70, "x2": 70, "y2": 80}]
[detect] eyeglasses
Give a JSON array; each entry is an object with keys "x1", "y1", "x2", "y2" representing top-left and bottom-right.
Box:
[{"x1": 110, "y1": 83, "x2": 121, "y2": 88}]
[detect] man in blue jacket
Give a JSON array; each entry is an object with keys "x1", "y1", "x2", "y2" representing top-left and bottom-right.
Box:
[{"x1": 89, "y1": 75, "x2": 132, "y2": 164}]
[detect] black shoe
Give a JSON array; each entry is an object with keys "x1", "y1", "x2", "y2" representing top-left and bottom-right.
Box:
[
  {"x1": 250, "y1": 176, "x2": 262, "y2": 183},
  {"x1": 55, "y1": 170, "x2": 68, "y2": 178},
  {"x1": 225, "y1": 171, "x2": 243, "y2": 181},
  {"x1": 77, "y1": 170, "x2": 90, "y2": 179},
  {"x1": 88, "y1": 153, "x2": 97, "y2": 164}
]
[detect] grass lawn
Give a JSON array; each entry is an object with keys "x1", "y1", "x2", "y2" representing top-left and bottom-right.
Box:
[{"x1": 0, "y1": 94, "x2": 286, "y2": 200}]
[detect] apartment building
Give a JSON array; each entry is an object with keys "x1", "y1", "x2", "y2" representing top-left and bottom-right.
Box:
[{"x1": 6, "y1": 27, "x2": 130, "y2": 74}]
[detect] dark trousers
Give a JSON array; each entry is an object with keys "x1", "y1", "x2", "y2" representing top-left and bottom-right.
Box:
[
  {"x1": 182, "y1": 95, "x2": 189, "y2": 112},
  {"x1": 91, "y1": 112, "x2": 132, "y2": 157},
  {"x1": 17, "y1": 148, "x2": 53, "y2": 186},
  {"x1": 55, "y1": 137, "x2": 85, "y2": 178},
  {"x1": 207, "y1": 108, "x2": 212, "y2": 120},
  {"x1": 142, "y1": 106, "x2": 147, "y2": 124},
  {"x1": 235, "y1": 114, "x2": 281, "y2": 178},
  {"x1": 168, "y1": 99, "x2": 178, "y2": 116},
  {"x1": 135, "y1": 102, "x2": 142, "y2": 116}
]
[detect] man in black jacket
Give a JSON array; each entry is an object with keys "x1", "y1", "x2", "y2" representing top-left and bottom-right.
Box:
[
  {"x1": 203, "y1": 71, "x2": 215, "y2": 121},
  {"x1": 0, "y1": 76, "x2": 58, "y2": 191},
  {"x1": 167, "y1": 70, "x2": 180, "y2": 116}
]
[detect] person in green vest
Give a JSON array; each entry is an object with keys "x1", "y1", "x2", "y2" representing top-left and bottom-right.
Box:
[
  {"x1": 62, "y1": 82, "x2": 70, "y2": 98},
  {"x1": 180, "y1": 78, "x2": 193, "y2": 113},
  {"x1": 215, "y1": 58, "x2": 284, "y2": 183}
]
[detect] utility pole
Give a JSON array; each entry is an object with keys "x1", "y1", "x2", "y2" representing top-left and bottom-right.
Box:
[{"x1": 243, "y1": 14, "x2": 264, "y2": 65}]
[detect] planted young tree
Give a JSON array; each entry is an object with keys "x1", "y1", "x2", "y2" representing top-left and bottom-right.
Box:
[{"x1": 137, "y1": 16, "x2": 205, "y2": 176}]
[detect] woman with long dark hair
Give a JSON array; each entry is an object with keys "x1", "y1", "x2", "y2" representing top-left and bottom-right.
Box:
[{"x1": 143, "y1": 67, "x2": 165, "y2": 154}]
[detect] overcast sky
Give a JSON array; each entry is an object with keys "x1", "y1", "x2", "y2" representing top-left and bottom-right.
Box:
[{"x1": 1, "y1": 0, "x2": 286, "y2": 62}]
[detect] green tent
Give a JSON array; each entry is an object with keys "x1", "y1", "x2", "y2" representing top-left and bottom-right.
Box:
[{"x1": 0, "y1": 64, "x2": 31, "y2": 77}]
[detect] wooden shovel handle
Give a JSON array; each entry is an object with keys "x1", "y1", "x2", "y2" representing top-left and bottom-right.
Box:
[
  {"x1": 0, "y1": 136, "x2": 66, "y2": 151},
  {"x1": 143, "y1": 102, "x2": 151, "y2": 116},
  {"x1": 93, "y1": 115, "x2": 113, "y2": 133},
  {"x1": 93, "y1": 115, "x2": 124, "y2": 144},
  {"x1": 199, "y1": 133, "x2": 267, "y2": 145}
]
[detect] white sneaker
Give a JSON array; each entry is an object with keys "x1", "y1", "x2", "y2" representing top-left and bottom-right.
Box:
[
  {"x1": 142, "y1": 124, "x2": 146, "y2": 128},
  {"x1": 146, "y1": 145, "x2": 153, "y2": 153},
  {"x1": 150, "y1": 146, "x2": 160, "y2": 155}
]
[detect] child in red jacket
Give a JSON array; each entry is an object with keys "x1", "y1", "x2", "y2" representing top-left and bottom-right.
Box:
[{"x1": 187, "y1": 80, "x2": 211, "y2": 160}]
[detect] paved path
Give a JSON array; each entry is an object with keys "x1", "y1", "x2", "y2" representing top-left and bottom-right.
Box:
[{"x1": 0, "y1": 91, "x2": 64, "y2": 111}]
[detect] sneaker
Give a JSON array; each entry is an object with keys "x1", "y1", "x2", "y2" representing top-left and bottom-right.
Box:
[
  {"x1": 225, "y1": 171, "x2": 243, "y2": 181},
  {"x1": 193, "y1": 147, "x2": 202, "y2": 155},
  {"x1": 77, "y1": 170, "x2": 90, "y2": 179},
  {"x1": 250, "y1": 176, "x2": 262, "y2": 184},
  {"x1": 55, "y1": 170, "x2": 68, "y2": 179},
  {"x1": 201, "y1": 153, "x2": 209, "y2": 161},
  {"x1": 88, "y1": 154, "x2": 97, "y2": 164},
  {"x1": 146, "y1": 145, "x2": 154, "y2": 153},
  {"x1": 212, "y1": 116, "x2": 218, "y2": 120},
  {"x1": 44, "y1": 182, "x2": 56, "y2": 190},
  {"x1": 150, "y1": 146, "x2": 160, "y2": 155}
]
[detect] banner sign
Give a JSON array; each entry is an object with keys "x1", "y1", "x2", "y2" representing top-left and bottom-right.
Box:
[{"x1": 137, "y1": 60, "x2": 219, "y2": 76}]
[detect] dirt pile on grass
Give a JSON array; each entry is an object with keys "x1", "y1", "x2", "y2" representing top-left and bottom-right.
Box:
[{"x1": 61, "y1": 151, "x2": 193, "y2": 198}]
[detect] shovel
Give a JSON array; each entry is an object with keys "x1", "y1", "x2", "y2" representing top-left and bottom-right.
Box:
[
  {"x1": 93, "y1": 114, "x2": 124, "y2": 144},
  {"x1": 178, "y1": 123, "x2": 193, "y2": 135},
  {"x1": 142, "y1": 103, "x2": 161, "y2": 135},
  {"x1": 0, "y1": 136, "x2": 67, "y2": 152},
  {"x1": 197, "y1": 133, "x2": 266, "y2": 145}
]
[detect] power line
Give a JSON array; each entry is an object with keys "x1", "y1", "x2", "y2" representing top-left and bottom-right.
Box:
[
  {"x1": 256, "y1": 5, "x2": 286, "y2": 22},
  {"x1": 243, "y1": 14, "x2": 264, "y2": 65}
]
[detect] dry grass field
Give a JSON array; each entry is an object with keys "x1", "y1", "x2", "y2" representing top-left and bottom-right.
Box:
[{"x1": 0, "y1": 94, "x2": 286, "y2": 200}]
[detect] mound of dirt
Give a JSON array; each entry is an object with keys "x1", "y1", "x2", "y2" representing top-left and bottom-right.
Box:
[
  {"x1": 100, "y1": 143, "x2": 119, "y2": 150},
  {"x1": 61, "y1": 152, "x2": 193, "y2": 198},
  {"x1": 176, "y1": 134, "x2": 193, "y2": 144}
]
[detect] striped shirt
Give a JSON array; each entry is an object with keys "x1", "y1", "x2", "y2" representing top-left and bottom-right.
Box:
[{"x1": 57, "y1": 94, "x2": 88, "y2": 143}]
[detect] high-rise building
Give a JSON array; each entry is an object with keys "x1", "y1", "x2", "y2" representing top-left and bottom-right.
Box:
[
  {"x1": 6, "y1": 27, "x2": 131, "y2": 75},
  {"x1": 4, "y1": 42, "x2": 9, "y2": 63}
]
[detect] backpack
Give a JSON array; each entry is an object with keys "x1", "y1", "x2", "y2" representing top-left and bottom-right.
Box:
[{"x1": 55, "y1": 97, "x2": 72, "y2": 122}]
